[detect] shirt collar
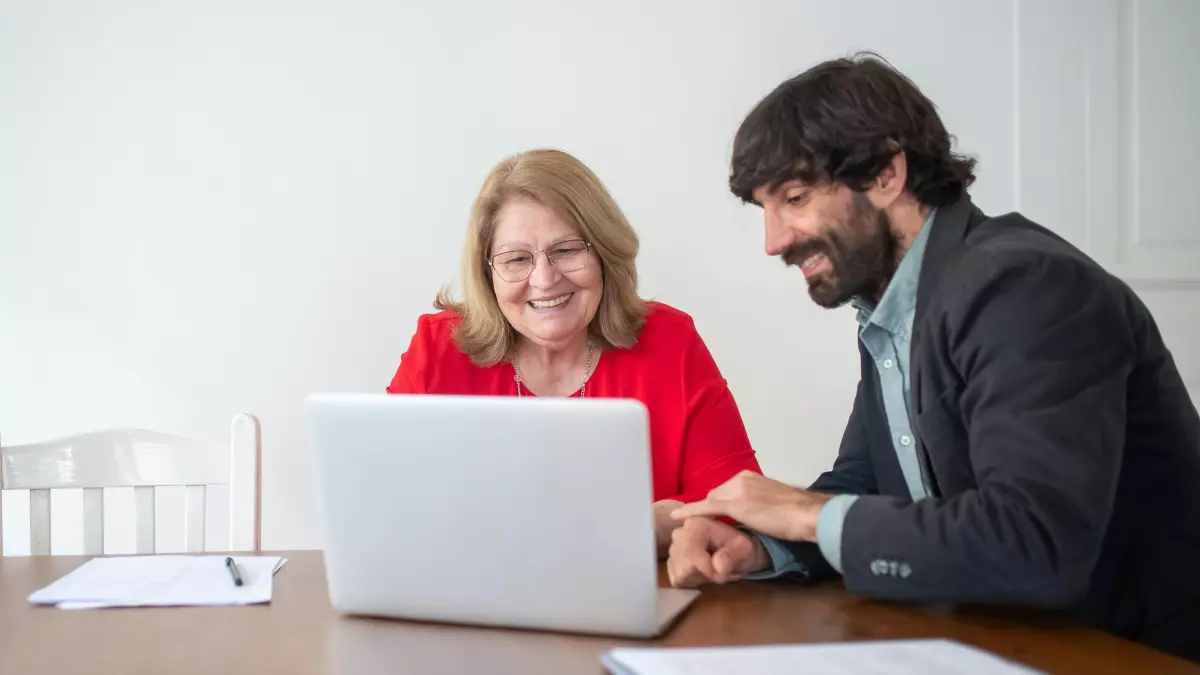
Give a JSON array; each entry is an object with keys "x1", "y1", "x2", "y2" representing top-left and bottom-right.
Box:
[{"x1": 850, "y1": 207, "x2": 938, "y2": 336}]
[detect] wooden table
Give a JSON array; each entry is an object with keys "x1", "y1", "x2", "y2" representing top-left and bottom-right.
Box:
[{"x1": 2, "y1": 551, "x2": 1196, "y2": 674}]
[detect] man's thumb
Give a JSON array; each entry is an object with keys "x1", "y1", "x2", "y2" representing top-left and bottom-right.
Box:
[{"x1": 712, "y1": 543, "x2": 746, "y2": 577}]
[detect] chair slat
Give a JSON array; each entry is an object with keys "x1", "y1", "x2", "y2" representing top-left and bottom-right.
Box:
[
  {"x1": 229, "y1": 414, "x2": 261, "y2": 552},
  {"x1": 30, "y1": 489, "x2": 51, "y2": 555},
  {"x1": 185, "y1": 485, "x2": 206, "y2": 553},
  {"x1": 134, "y1": 486, "x2": 155, "y2": 554},
  {"x1": 82, "y1": 488, "x2": 104, "y2": 555}
]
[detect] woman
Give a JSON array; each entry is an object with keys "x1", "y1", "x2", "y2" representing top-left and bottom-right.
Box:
[{"x1": 387, "y1": 149, "x2": 761, "y2": 553}]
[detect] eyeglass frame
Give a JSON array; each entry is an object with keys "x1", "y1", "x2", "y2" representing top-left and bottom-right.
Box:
[{"x1": 486, "y1": 238, "x2": 594, "y2": 283}]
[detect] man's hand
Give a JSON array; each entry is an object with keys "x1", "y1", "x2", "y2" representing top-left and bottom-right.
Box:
[
  {"x1": 671, "y1": 471, "x2": 834, "y2": 542},
  {"x1": 666, "y1": 516, "x2": 772, "y2": 588}
]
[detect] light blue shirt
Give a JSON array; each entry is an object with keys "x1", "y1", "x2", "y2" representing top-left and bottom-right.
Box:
[{"x1": 753, "y1": 209, "x2": 936, "y2": 578}]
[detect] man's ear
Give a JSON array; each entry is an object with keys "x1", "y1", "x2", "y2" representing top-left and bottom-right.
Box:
[{"x1": 866, "y1": 142, "x2": 907, "y2": 210}]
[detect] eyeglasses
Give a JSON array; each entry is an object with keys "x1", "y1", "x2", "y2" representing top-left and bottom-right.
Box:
[{"x1": 487, "y1": 238, "x2": 592, "y2": 283}]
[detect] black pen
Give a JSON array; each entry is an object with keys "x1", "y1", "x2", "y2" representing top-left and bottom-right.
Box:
[{"x1": 225, "y1": 556, "x2": 244, "y2": 586}]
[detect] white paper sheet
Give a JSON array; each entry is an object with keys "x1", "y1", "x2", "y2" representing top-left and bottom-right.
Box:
[
  {"x1": 28, "y1": 555, "x2": 287, "y2": 609},
  {"x1": 602, "y1": 639, "x2": 1045, "y2": 675}
]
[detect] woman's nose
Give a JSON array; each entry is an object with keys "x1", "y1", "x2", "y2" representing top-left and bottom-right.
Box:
[{"x1": 528, "y1": 252, "x2": 562, "y2": 288}]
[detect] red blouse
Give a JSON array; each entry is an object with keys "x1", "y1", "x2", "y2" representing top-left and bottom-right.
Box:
[{"x1": 386, "y1": 301, "x2": 761, "y2": 503}]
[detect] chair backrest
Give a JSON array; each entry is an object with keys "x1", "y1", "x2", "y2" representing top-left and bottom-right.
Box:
[{"x1": 0, "y1": 414, "x2": 261, "y2": 556}]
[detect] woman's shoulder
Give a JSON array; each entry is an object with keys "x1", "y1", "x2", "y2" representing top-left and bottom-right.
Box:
[
  {"x1": 642, "y1": 300, "x2": 700, "y2": 330},
  {"x1": 390, "y1": 309, "x2": 481, "y2": 394},
  {"x1": 404, "y1": 309, "x2": 466, "y2": 359},
  {"x1": 634, "y1": 301, "x2": 705, "y2": 348},
  {"x1": 413, "y1": 308, "x2": 462, "y2": 334}
]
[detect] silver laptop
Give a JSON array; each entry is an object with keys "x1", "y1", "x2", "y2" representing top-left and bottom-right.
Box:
[{"x1": 305, "y1": 393, "x2": 699, "y2": 637}]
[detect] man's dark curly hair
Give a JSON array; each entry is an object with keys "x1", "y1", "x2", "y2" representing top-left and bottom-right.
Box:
[{"x1": 730, "y1": 52, "x2": 976, "y2": 207}]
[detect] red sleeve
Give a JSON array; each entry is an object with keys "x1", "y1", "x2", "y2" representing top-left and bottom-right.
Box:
[
  {"x1": 386, "y1": 315, "x2": 436, "y2": 394},
  {"x1": 667, "y1": 322, "x2": 762, "y2": 503}
]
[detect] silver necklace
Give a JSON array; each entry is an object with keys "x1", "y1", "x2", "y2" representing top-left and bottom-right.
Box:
[{"x1": 513, "y1": 335, "x2": 594, "y2": 398}]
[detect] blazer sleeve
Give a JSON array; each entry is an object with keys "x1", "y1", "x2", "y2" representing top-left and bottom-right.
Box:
[
  {"x1": 668, "y1": 321, "x2": 762, "y2": 504},
  {"x1": 385, "y1": 315, "x2": 434, "y2": 394},
  {"x1": 838, "y1": 253, "x2": 1134, "y2": 606}
]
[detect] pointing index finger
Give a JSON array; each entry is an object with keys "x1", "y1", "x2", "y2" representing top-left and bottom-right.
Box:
[{"x1": 671, "y1": 499, "x2": 726, "y2": 521}]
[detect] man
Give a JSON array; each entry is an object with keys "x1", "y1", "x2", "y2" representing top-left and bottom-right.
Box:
[{"x1": 668, "y1": 52, "x2": 1200, "y2": 662}]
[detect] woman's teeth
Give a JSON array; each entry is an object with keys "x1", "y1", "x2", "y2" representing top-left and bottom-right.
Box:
[{"x1": 529, "y1": 294, "x2": 572, "y2": 309}]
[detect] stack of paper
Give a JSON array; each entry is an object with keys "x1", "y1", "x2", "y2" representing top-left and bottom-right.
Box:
[
  {"x1": 28, "y1": 555, "x2": 287, "y2": 609},
  {"x1": 602, "y1": 639, "x2": 1045, "y2": 675}
]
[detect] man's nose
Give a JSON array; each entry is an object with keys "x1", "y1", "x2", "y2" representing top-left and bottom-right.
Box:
[{"x1": 764, "y1": 210, "x2": 794, "y2": 257}]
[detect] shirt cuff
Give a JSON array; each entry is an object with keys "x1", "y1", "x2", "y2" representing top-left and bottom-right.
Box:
[
  {"x1": 816, "y1": 494, "x2": 860, "y2": 574},
  {"x1": 741, "y1": 533, "x2": 808, "y2": 580}
]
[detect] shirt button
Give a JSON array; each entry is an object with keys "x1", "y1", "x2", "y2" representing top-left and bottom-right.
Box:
[
  {"x1": 900, "y1": 435, "x2": 913, "y2": 446},
  {"x1": 883, "y1": 358, "x2": 894, "y2": 369}
]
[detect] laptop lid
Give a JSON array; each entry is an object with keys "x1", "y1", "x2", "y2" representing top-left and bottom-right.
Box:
[{"x1": 306, "y1": 393, "x2": 664, "y2": 636}]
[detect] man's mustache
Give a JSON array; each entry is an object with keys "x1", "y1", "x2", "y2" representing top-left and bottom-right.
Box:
[{"x1": 781, "y1": 240, "x2": 830, "y2": 268}]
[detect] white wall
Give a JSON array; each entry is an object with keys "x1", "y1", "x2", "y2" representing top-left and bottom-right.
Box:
[{"x1": 2, "y1": 0, "x2": 1195, "y2": 553}]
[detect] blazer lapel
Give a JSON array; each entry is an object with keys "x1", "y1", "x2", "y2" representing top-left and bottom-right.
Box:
[
  {"x1": 908, "y1": 195, "x2": 983, "y2": 498},
  {"x1": 912, "y1": 195, "x2": 979, "y2": 331}
]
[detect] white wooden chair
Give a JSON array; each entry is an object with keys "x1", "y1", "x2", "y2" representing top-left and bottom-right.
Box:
[{"x1": 0, "y1": 414, "x2": 261, "y2": 556}]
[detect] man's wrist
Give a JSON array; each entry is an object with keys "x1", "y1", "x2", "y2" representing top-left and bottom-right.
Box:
[
  {"x1": 786, "y1": 491, "x2": 834, "y2": 542},
  {"x1": 747, "y1": 534, "x2": 772, "y2": 574}
]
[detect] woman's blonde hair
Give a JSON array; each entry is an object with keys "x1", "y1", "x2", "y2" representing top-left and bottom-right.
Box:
[{"x1": 435, "y1": 149, "x2": 646, "y2": 366}]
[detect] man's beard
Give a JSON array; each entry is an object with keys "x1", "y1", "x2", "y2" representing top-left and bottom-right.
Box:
[{"x1": 782, "y1": 193, "x2": 896, "y2": 309}]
